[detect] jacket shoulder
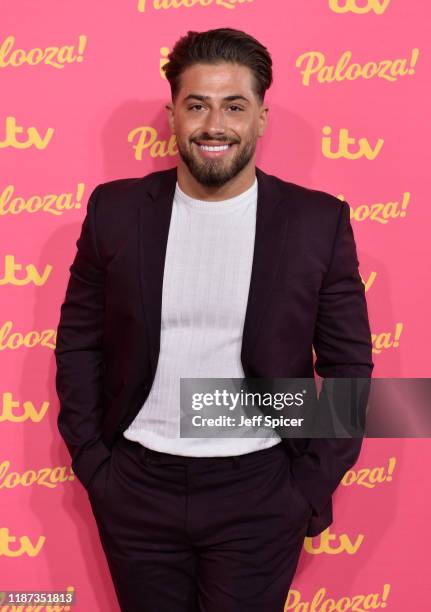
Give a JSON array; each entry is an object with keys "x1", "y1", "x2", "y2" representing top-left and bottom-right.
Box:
[
  {"x1": 94, "y1": 167, "x2": 172, "y2": 199},
  {"x1": 260, "y1": 170, "x2": 346, "y2": 217},
  {"x1": 84, "y1": 170, "x2": 174, "y2": 261}
]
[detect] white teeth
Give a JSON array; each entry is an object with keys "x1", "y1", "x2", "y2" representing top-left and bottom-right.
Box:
[{"x1": 199, "y1": 144, "x2": 230, "y2": 152}]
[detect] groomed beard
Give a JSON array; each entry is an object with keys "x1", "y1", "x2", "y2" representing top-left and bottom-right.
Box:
[{"x1": 177, "y1": 137, "x2": 257, "y2": 188}]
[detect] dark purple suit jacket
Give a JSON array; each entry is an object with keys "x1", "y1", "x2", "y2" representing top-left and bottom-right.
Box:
[{"x1": 54, "y1": 166, "x2": 373, "y2": 537}]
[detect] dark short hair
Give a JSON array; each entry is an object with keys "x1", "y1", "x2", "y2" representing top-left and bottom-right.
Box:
[{"x1": 162, "y1": 28, "x2": 273, "y2": 103}]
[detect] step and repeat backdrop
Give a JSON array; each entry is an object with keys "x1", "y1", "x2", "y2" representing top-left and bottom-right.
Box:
[{"x1": 1, "y1": 1, "x2": 430, "y2": 610}]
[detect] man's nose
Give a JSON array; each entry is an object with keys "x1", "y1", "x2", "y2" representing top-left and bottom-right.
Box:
[{"x1": 203, "y1": 108, "x2": 225, "y2": 135}]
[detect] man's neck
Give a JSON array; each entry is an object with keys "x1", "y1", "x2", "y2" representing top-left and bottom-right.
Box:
[{"x1": 176, "y1": 163, "x2": 256, "y2": 201}]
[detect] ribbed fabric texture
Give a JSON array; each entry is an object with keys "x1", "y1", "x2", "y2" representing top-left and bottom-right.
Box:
[{"x1": 123, "y1": 177, "x2": 281, "y2": 455}]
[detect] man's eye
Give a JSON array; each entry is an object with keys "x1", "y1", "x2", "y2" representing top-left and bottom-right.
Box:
[{"x1": 187, "y1": 104, "x2": 244, "y2": 112}]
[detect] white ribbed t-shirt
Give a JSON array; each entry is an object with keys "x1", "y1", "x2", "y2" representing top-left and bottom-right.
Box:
[{"x1": 123, "y1": 177, "x2": 281, "y2": 456}]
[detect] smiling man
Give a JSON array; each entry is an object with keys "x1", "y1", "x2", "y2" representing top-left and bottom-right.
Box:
[
  {"x1": 166, "y1": 61, "x2": 266, "y2": 196},
  {"x1": 55, "y1": 28, "x2": 373, "y2": 612}
]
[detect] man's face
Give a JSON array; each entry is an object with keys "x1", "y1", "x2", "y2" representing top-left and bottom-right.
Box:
[{"x1": 166, "y1": 62, "x2": 269, "y2": 188}]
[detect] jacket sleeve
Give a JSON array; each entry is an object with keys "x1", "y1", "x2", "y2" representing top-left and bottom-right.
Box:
[
  {"x1": 290, "y1": 201, "x2": 374, "y2": 516},
  {"x1": 54, "y1": 184, "x2": 111, "y2": 491}
]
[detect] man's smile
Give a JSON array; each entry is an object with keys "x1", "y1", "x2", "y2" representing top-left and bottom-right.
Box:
[{"x1": 193, "y1": 140, "x2": 237, "y2": 158}]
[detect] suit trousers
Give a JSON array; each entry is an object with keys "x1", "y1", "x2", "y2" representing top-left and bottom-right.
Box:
[{"x1": 87, "y1": 435, "x2": 313, "y2": 612}]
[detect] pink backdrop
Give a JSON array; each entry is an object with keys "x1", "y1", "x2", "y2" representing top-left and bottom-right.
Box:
[{"x1": 1, "y1": 1, "x2": 430, "y2": 610}]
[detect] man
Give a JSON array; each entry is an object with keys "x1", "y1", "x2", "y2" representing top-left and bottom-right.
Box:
[{"x1": 55, "y1": 28, "x2": 373, "y2": 612}]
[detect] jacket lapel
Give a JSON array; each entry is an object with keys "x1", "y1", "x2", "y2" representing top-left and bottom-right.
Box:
[
  {"x1": 138, "y1": 166, "x2": 289, "y2": 379},
  {"x1": 240, "y1": 167, "x2": 289, "y2": 370},
  {"x1": 138, "y1": 167, "x2": 177, "y2": 380}
]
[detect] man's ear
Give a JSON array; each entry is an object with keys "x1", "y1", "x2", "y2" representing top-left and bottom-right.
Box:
[
  {"x1": 165, "y1": 102, "x2": 175, "y2": 134},
  {"x1": 258, "y1": 104, "x2": 269, "y2": 138}
]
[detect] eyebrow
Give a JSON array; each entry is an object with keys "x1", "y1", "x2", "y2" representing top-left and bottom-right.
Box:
[{"x1": 183, "y1": 94, "x2": 250, "y2": 104}]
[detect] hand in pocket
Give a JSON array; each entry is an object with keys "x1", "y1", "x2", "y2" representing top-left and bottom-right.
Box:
[
  {"x1": 87, "y1": 455, "x2": 112, "y2": 504},
  {"x1": 289, "y1": 469, "x2": 313, "y2": 519}
]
